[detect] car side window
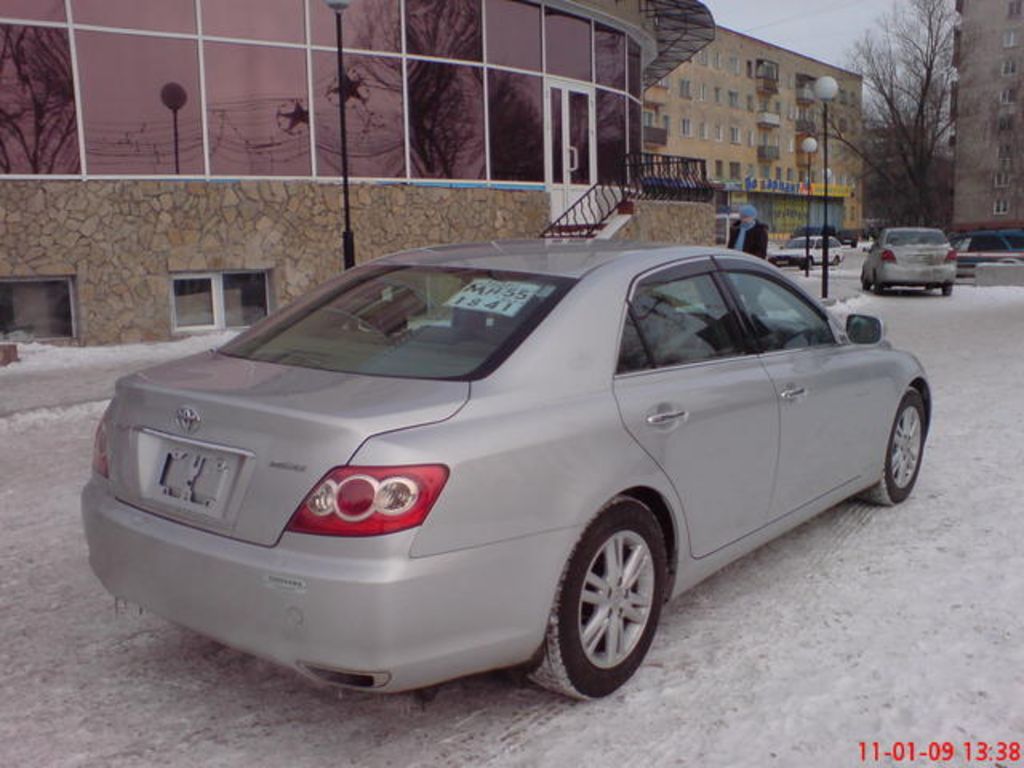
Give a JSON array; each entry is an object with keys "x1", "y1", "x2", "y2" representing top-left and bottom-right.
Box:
[
  {"x1": 970, "y1": 235, "x2": 1007, "y2": 252},
  {"x1": 619, "y1": 272, "x2": 743, "y2": 373},
  {"x1": 724, "y1": 271, "x2": 834, "y2": 352}
]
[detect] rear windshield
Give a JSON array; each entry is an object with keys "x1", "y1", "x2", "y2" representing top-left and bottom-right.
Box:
[
  {"x1": 1006, "y1": 234, "x2": 1024, "y2": 249},
  {"x1": 221, "y1": 265, "x2": 574, "y2": 380},
  {"x1": 884, "y1": 230, "x2": 947, "y2": 246}
]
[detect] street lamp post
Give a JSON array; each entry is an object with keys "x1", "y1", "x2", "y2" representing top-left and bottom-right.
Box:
[
  {"x1": 160, "y1": 82, "x2": 188, "y2": 175},
  {"x1": 800, "y1": 136, "x2": 818, "y2": 277},
  {"x1": 813, "y1": 75, "x2": 838, "y2": 299},
  {"x1": 324, "y1": 0, "x2": 356, "y2": 270}
]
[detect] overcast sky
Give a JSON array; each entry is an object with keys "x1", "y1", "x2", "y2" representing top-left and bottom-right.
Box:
[{"x1": 705, "y1": 0, "x2": 898, "y2": 70}]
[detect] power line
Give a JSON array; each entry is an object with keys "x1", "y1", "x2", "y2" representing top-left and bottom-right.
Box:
[{"x1": 740, "y1": 0, "x2": 885, "y2": 34}]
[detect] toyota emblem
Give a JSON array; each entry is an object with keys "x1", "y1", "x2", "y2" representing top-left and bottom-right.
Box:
[{"x1": 175, "y1": 406, "x2": 201, "y2": 434}]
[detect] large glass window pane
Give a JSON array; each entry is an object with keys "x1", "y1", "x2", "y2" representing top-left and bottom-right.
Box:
[
  {"x1": 0, "y1": 279, "x2": 74, "y2": 340},
  {"x1": 77, "y1": 32, "x2": 202, "y2": 175},
  {"x1": 173, "y1": 277, "x2": 214, "y2": 327},
  {"x1": 627, "y1": 98, "x2": 641, "y2": 155},
  {"x1": 308, "y1": 0, "x2": 400, "y2": 52},
  {"x1": 485, "y1": 0, "x2": 540, "y2": 71},
  {"x1": 72, "y1": 0, "x2": 196, "y2": 34},
  {"x1": 313, "y1": 51, "x2": 404, "y2": 178},
  {"x1": 223, "y1": 272, "x2": 269, "y2": 327},
  {"x1": 0, "y1": 1, "x2": 64, "y2": 22},
  {"x1": 202, "y1": 0, "x2": 305, "y2": 44},
  {"x1": 204, "y1": 42, "x2": 311, "y2": 176},
  {"x1": 487, "y1": 70, "x2": 542, "y2": 182},
  {"x1": 545, "y1": 9, "x2": 591, "y2": 82},
  {"x1": 595, "y1": 24, "x2": 625, "y2": 90},
  {"x1": 596, "y1": 89, "x2": 624, "y2": 184},
  {"x1": 0, "y1": 25, "x2": 80, "y2": 174},
  {"x1": 627, "y1": 38, "x2": 642, "y2": 97},
  {"x1": 408, "y1": 60, "x2": 484, "y2": 179},
  {"x1": 406, "y1": 0, "x2": 482, "y2": 62}
]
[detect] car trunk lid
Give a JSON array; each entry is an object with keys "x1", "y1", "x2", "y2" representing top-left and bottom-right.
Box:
[
  {"x1": 107, "y1": 350, "x2": 469, "y2": 546},
  {"x1": 894, "y1": 244, "x2": 948, "y2": 265}
]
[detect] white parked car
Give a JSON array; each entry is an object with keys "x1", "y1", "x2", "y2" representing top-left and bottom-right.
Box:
[
  {"x1": 768, "y1": 236, "x2": 845, "y2": 268},
  {"x1": 861, "y1": 228, "x2": 957, "y2": 296}
]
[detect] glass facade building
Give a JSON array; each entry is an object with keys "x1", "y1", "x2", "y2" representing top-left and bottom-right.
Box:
[{"x1": 0, "y1": 0, "x2": 646, "y2": 185}]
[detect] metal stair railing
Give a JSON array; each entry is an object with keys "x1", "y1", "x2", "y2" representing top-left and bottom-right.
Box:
[{"x1": 540, "y1": 154, "x2": 717, "y2": 239}]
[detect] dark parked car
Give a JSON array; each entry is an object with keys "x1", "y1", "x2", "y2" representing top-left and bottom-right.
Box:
[{"x1": 948, "y1": 230, "x2": 1024, "y2": 278}]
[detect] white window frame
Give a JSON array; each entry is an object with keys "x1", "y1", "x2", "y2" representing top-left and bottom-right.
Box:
[
  {"x1": 170, "y1": 270, "x2": 270, "y2": 331},
  {"x1": 994, "y1": 199, "x2": 1010, "y2": 215},
  {"x1": 1004, "y1": 58, "x2": 1018, "y2": 76},
  {"x1": 1004, "y1": 30, "x2": 1018, "y2": 48},
  {"x1": 681, "y1": 117, "x2": 693, "y2": 137}
]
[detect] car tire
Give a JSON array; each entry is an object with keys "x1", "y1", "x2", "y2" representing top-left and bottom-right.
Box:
[
  {"x1": 941, "y1": 283, "x2": 953, "y2": 297},
  {"x1": 529, "y1": 497, "x2": 667, "y2": 699},
  {"x1": 860, "y1": 389, "x2": 927, "y2": 507},
  {"x1": 872, "y1": 279, "x2": 886, "y2": 295},
  {"x1": 861, "y1": 274, "x2": 871, "y2": 291}
]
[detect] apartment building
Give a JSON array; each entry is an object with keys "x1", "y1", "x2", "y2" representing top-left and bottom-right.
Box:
[
  {"x1": 953, "y1": 0, "x2": 1024, "y2": 229},
  {"x1": 643, "y1": 27, "x2": 864, "y2": 238}
]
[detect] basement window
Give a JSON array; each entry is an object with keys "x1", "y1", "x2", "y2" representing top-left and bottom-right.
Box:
[
  {"x1": 171, "y1": 271, "x2": 270, "y2": 331},
  {"x1": 0, "y1": 278, "x2": 76, "y2": 341}
]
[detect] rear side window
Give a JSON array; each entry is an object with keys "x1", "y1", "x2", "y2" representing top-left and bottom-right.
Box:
[
  {"x1": 969, "y1": 235, "x2": 1009, "y2": 252},
  {"x1": 724, "y1": 271, "x2": 834, "y2": 352},
  {"x1": 221, "y1": 266, "x2": 573, "y2": 380},
  {"x1": 619, "y1": 272, "x2": 743, "y2": 373}
]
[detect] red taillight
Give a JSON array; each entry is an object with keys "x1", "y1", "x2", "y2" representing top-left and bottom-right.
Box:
[
  {"x1": 92, "y1": 414, "x2": 110, "y2": 478},
  {"x1": 946, "y1": 249, "x2": 958, "y2": 262},
  {"x1": 881, "y1": 249, "x2": 896, "y2": 262},
  {"x1": 287, "y1": 465, "x2": 449, "y2": 537}
]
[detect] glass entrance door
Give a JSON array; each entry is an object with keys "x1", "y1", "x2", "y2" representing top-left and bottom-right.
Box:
[{"x1": 546, "y1": 80, "x2": 596, "y2": 221}]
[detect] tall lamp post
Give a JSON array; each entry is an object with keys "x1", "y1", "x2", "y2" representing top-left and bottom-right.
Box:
[
  {"x1": 324, "y1": 0, "x2": 356, "y2": 270},
  {"x1": 800, "y1": 136, "x2": 818, "y2": 277},
  {"x1": 813, "y1": 75, "x2": 838, "y2": 298}
]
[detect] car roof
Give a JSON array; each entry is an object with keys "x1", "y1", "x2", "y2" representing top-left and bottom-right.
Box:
[{"x1": 374, "y1": 239, "x2": 720, "y2": 279}]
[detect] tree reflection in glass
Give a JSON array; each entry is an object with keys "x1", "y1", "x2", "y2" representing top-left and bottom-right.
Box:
[
  {"x1": 0, "y1": 24, "x2": 79, "y2": 174},
  {"x1": 487, "y1": 70, "x2": 542, "y2": 182},
  {"x1": 314, "y1": 51, "x2": 404, "y2": 178},
  {"x1": 596, "y1": 90, "x2": 625, "y2": 184},
  {"x1": 406, "y1": 0, "x2": 482, "y2": 61},
  {"x1": 408, "y1": 60, "x2": 484, "y2": 179}
]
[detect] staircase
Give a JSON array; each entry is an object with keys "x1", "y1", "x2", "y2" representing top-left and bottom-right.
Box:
[{"x1": 540, "y1": 153, "x2": 717, "y2": 240}]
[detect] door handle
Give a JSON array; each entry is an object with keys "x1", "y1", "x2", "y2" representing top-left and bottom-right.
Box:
[
  {"x1": 645, "y1": 409, "x2": 689, "y2": 426},
  {"x1": 568, "y1": 146, "x2": 579, "y2": 173},
  {"x1": 780, "y1": 386, "x2": 808, "y2": 402}
]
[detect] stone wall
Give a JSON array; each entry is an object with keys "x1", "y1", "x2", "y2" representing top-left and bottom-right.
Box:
[
  {"x1": 0, "y1": 180, "x2": 549, "y2": 344},
  {"x1": 614, "y1": 200, "x2": 716, "y2": 246}
]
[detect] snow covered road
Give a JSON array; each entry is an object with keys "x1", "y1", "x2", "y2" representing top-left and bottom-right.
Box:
[{"x1": 1, "y1": 286, "x2": 1022, "y2": 767}]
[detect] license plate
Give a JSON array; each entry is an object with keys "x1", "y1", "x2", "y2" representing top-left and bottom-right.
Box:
[{"x1": 157, "y1": 445, "x2": 236, "y2": 517}]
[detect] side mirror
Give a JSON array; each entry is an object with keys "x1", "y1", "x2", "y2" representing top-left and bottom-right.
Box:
[{"x1": 846, "y1": 314, "x2": 884, "y2": 345}]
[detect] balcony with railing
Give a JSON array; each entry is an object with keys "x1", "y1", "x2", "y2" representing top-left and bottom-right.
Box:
[
  {"x1": 796, "y1": 118, "x2": 817, "y2": 135},
  {"x1": 796, "y1": 85, "x2": 816, "y2": 104},
  {"x1": 644, "y1": 126, "x2": 668, "y2": 146},
  {"x1": 757, "y1": 111, "x2": 781, "y2": 128},
  {"x1": 757, "y1": 145, "x2": 780, "y2": 162}
]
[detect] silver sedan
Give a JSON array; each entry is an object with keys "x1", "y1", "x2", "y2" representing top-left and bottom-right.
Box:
[
  {"x1": 861, "y1": 227, "x2": 957, "y2": 295},
  {"x1": 82, "y1": 241, "x2": 930, "y2": 699}
]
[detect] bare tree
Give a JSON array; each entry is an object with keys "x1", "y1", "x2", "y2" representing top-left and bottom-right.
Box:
[{"x1": 835, "y1": 0, "x2": 956, "y2": 228}]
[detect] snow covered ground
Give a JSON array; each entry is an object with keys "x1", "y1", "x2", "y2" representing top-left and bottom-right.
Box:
[{"x1": 1, "y1": 283, "x2": 1023, "y2": 768}]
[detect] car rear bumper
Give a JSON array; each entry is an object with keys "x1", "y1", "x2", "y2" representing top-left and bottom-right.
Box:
[
  {"x1": 877, "y1": 263, "x2": 956, "y2": 286},
  {"x1": 82, "y1": 478, "x2": 573, "y2": 692}
]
